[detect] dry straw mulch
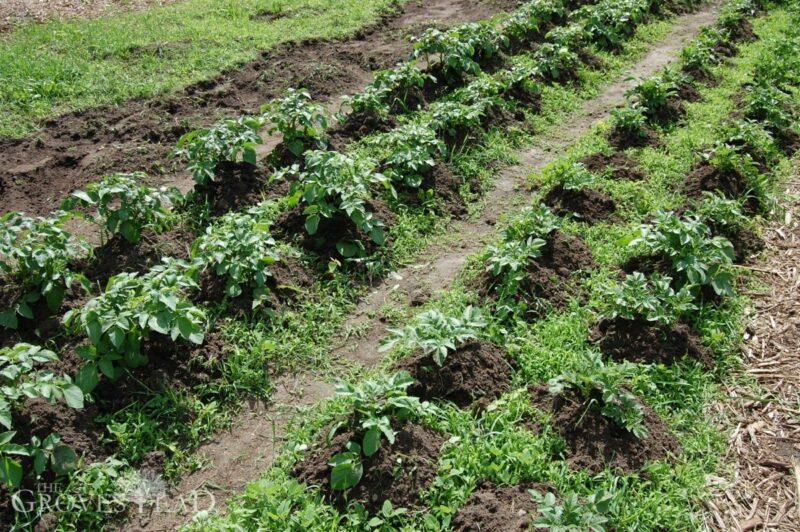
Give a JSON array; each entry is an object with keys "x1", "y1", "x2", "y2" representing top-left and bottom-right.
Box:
[{"x1": 707, "y1": 176, "x2": 800, "y2": 531}]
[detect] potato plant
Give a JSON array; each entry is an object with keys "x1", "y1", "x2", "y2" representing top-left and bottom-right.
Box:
[
  {"x1": 744, "y1": 82, "x2": 796, "y2": 131},
  {"x1": 366, "y1": 124, "x2": 446, "y2": 189},
  {"x1": 64, "y1": 258, "x2": 206, "y2": 390},
  {"x1": 345, "y1": 62, "x2": 432, "y2": 117},
  {"x1": 326, "y1": 372, "x2": 436, "y2": 491},
  {"x1": 191, "y1": 207, "x2": 281, "y2": 308},
  {"x1": 0, "y1": 212, "x2": 90, "y2": 328},
  {"x1": 0, "y1": 343, "x2": 84, "y2": 487},
  {"x1": 286, "y1": 150, "x2": 390, "y2": 257},
  {"x1": 553, "y1": 161, "x2": 596, "y2": 191},
  {"x1": 261, "y1": 88, "x2": 328, "y2": 157},
  {"x1": 176, "y1": 114, "x2": 265, "y2": 185},
  {"x1": 502, "y1": 0, "x2": 567, "y2": 43},
  {"x1": 625, "y1": 75, "x2": 678, "y2": 121},
  {"x1": 412, "y1": 22, "x2": 506, "y2": 80},
  {"x1": 429, "y1": 100, "x2": 489, "y2": 140},
  {"x1": 610, "y1": 105, "x2": 649, "y2": 140},
  {"x1": 380, "y1": 306, "x2": 486, "y2": 366},
  {"x1": 548, "y1": 351, "x2": 649, "y2": 439},
  {"x1": 628, "y1": 212, "x2": 735, "y2": 296},
  {"x1": 602, "y1": 272, "x2": 697, "y2": 326},
  {"x1": 575, "y1": 0, "x2": 650, "y2": 50},
  {"x1": 63, "y1": 172, "x2": 179, "y2": 244},
  {"x1": 534, "y1": 43, "x2": 580, "y2": 82}
]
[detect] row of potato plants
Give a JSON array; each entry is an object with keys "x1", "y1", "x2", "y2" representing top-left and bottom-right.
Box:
[
  {"x1": 0, "y1": 0, "x2": 731, "y2": 498},
  {"x1": 274, "y1": 2, "x2": 799, "y2": 525}
]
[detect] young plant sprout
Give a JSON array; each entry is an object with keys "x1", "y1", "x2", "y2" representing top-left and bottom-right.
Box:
[{"x1": 602, "y1": 272, "x2": 697, "y2": 327}]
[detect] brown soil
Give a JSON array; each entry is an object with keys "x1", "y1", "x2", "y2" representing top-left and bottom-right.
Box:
[
  {"x1": 684, "y1": 160, "x2": 760, "y2": 213},
  {"x1": 328, "y1": 110, "x2": 400, "y2": 147},
  {"x1": 590, "y1": 316, "x2": 715, "y2": 368},
  {"x1": 675, "y1": 80, "x2": 703, "y2": 103},
  {"x1": 421, "y1": 163, "x2": 469, "y2": 217},
  {"x1": 394, "y1": 341, "x2": 515, "y2": 409},
  {"x1": 529, "y1": 386, "x2": 682, "y2": 474},
  {"x1": 542, "y1": 185, "x2": 618, "y2": 224},
  {"x1": 292, "y1": 421, "x2": 445, "y2": 514},
  {"x1": 451, "y1": 482, "x2": 552, "y2": 531},
  {"x1": 79, "y1": 225, "x2": 194, "y2": 288},
  {"x1": 682, "y1": 65, "x2": 719, "y2": 87},
  {"x1": 194, "y1": 161, "x2": 289, "y2": 218},
  {"x1": 0, "y1": 0, "x2": 514, "y2": 219},
  {"x1": 649, "y1": 96, "x2": 686, "y2": 126},
  {"x1": 478, "y1": 231, "x2": 596, "y2": 316},
  {"x1": 726, "y1": 18, "x2": 757, "y2": 43},
  {"x1": 272, "y1": 198, "x2": 397, "y2": 259},
  {"x1": 580, "y1": 152, "x2": 645, "y2": 181},
  {"x1": 770, "y1": 127, "x2": 800, "y2": 156},
  {"x1": 608, "y1": 123, "x2": 662, "y2": 150}
]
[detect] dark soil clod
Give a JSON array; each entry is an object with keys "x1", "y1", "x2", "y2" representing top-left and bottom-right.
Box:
[
  {"x1": 580, "y1": 152, "x2": 645, "y2": 181},
  {"x1": 542, "y1": 185, "x2": 618, "y2": 224},
  {"x1": 451, "y1": 482, "x2": 553, "y2": 531}
]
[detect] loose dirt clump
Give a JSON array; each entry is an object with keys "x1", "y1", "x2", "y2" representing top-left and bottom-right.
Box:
[
  {"x1": 580, "y1": 152, "x2": 645, "y2": 181},
  {"x1": 194, "y1": 162, "x2": 288, "y2": 218},
  {"x1": 478, "y1": 231, "x2": 596, "y2": 315},
  {"x1": 542, "y1": 185, "x2": 618, "y2": 224},
  {"x1": 421, "y1": 163, "x2": 469, "y2": 218},
  {"x1": 590, "y1": 316, "x2": 715, "y2": 368},
  {"x1": 395, "y1": 341, "x2": 515, "y2": 409},
  {"x1": 684, "y1": 160, "x2": 760, "y2": 213},
  {"x1": 608, "y1": 124, "x2": 662, "y2": 150},
  {"x1": 529, "y1": 386, "x2": 682, "y2": 474},
  {"x1": 292, "y1": 421, "x2": 444, "y2": 514},
  {"x1": 451, "y1": 482, "x2": 552, "y2": 531}
]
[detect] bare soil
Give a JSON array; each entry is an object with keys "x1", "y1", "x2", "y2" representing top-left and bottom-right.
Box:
[
  {"x1": 590, "y1": 316, "x2": 716, "y2": 368},
  {"x1": 580, "y1": 151, "x2": 646, "y2": 181},
  {"x1": 684, "y1": 160, "x2": 761, "y2": 213},
  {"x1": 451, "y1": 482, "x2": 552, "y2": 531},
  {"x1": 529, "y1": 386, "x2": 682, "y2": 474},
  {"x1": 395, "y1": 340, "x2": 515, "y2": 409},
  {"x1": 542, "y1": 184, "x2": 618, "y2": 224}
]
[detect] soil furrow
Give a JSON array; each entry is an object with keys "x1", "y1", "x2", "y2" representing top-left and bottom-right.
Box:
[
  {"x1": 0, "y1": 0, "x2": 519, "y2": 218},
  {"x1": 132, "y1": 5, "x2": 722, "y2": 529}
]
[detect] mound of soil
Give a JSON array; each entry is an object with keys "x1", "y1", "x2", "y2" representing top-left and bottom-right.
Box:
[
  {"x1": 590, "y1": 316, "x2": 715, "y2": 368},
  {"x1": 529, "y1": 386, "x2": 682, "y2": 474},
  {"x1": 726, "y1": 18, "x2": 757, "y2": 43},
  {"x1": 292, "y1": 421, "x2": 444, "y2": 514},
  {"x1": 478, "y1": 231, "x2": 596, "y2": 315},
  {"x1": 80, "y1": 226, "x2": 194, "y2": 288},
  {"x1": 272, "y1": 199, "x2": 397, "y2": 258},
  {"x1": 328, "y1": 110, "x2": 399, "y2": 148},
  {"x1": 542, "y1": 185, "x2": 618, "y2": 224},
  {"x1": 198, "y1": 256, "x2": 314, "y2": 314},
  {"x1": 420, "y1": 163, "x2": 469, "y2": 218},
  {"x1": 770, "y1": 127, "x2": 800, "y2": 156},
  {"x1": 648, "y1": 97, "x2": 686, "y2": 126},
  {"x1": 451, "y1": 482, "x2": 552, "y2": 531},
  {"x1": 675, "y1": 80, "x2": 703, "y2": 103},
  {"x1": 579, "y1": 152, "x2": 645, "y2": 181},
  {"x1": 608, "y1": 124, "x2": 661, "y2": 150},
  {"x1": 395, "y1": 341, "x2": 515, "y2": 409},
  {"x1": 195, "y1": 161, "x2": 290, "y2": 218},
  {"x1": 684, "y1": 160, "x2": 760, "y2": 213},
  {"x1": 682, "y1": 65, "x2": 718, "y2": 87}
]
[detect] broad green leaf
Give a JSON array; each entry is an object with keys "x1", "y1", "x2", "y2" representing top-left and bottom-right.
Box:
[
  {"x1": 76, "y1": 365, "x2": 100, "y2": 393},
  {"x1": 0, "y1": 457, "x2": 22, "y2": 487},
  {"x1": 61, "y1": 384, "x2": 84, "y2": 409},
  {"x1": 51, "y1": 445, "x2": 78, "y2": 475},
  {"x1": 362, "y1": 427, "x2": 381, "y2": 457}
]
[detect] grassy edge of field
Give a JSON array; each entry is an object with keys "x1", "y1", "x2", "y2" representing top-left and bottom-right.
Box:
[
  {"x1": 184, "y1": 7, "x2": 800, "y2": 531},
  {"x1": 0, "y1": 0, "x2": 403, "y2": 138}
]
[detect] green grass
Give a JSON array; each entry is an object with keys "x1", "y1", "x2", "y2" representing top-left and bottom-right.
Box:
[
  {"x1": 0, "y1": 0, "x2": 401, "y2": 138},
  {"x1": 185, "y1": 7, "x2": 798, "y2": 531}
]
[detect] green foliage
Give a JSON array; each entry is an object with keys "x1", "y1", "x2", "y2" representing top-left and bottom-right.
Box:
[
  {"x1": 191, "y1": 206, "x2": 281, "y2": 308},
  {"x1": 680, "y1": 31, "x2": 720, "y2": 77},
  {"x1": 0, "y1": 212, "x2": 90, "y2": 327},
  {"x1": 545, "y1": 23, "x2": 590, "y2": 49},
  {"x1": 261, "y1": 88, "x2": 328, "y2": 157},
  {"x1": 429, "y1": 100, "x2": 488, "y2": 140},
  {"x1": 753, "y1": 36, "x2": 800, "y2": 88},
  {"x1": 690, "y1": 191, "x2": 749, "y2": 232},
  {"x1": 534, "y1": 43, "x2": 580, "y2": 82},
  {"x1": 64, "y1": 259, "x2": 206, "y2": 390},
  {"x1": 625, "y1": 75, "x2": 677, "y2": 120},
  {"x1": 610, "y1": 105, "x2": 648, "y2": 139},
  {"x1": 553, "y1": 161, "x2": 596, "y2": 191},
  {"x1": 504, "y1": 204, "x2": 561, "y2": 242},
  {"x1": 380, "y1": 306, "x2": 486, "y2": 366},
  {"x1": 64, "y1": 172, "x2": 179, "y2": 244},
  {"x1": 575, "y1": 0, "x2": 650, "y2": 50},
  {"x1": 286, "y1": 150, "x2": 389, "y2": 257},
  {"x1": 530, "y1": 489, "x2": 612, "y2": 531},
  {"x1": 412, "y1": 22, "x2": 506, "y2": 79},
  {"x1": 326, "y1": 372, "x2": 435, "y2": 491},
  {"x1": 744, "y1": 82, "x2": 796, "y2": 130},
  {"x1": 366, "y1": 124, "x2": 446, "y2": 189},
  {"x1": 602, "y1": 272, "x2": 697, "y2": 326},
  {"x1": 629, "y1": 212, "x2": 735, "y2": 296},
  {"x1": 0, "y1": 343, "x2": 84, "y2": 487},
  {"x1": 548, "y1": 351, "x2": 648, "y2": 438},
  {"x1": 345, "y1": 62, "x2": 432, "y2": 116},
  {"x1": 718, "y1": 119, "x2": 781, "y2": 166},
  {"x1": 502, "y1": 0, "x2": 567, "y2": 42},
  {"x1": 176, "y1": 114, "x2": 264, "y2": 185}
]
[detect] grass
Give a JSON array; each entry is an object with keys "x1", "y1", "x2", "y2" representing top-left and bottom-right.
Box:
[
  {"x1": 184, "y1": 7, "x2": 798, "y2": 531},
  {"x1": 0, "y1": 0, "x2": 401, "y2": 138}
]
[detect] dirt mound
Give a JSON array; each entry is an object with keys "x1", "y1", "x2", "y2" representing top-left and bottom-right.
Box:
[
  {"x1": 292, "y1": 421, "x2": 444, "y2": 514},
  {"x1": 608, "y1": 124, "x2": 661, "y2": 150},
  {"x1": 395, "y1": 341, "x2": 514, "y2": 408},
  {"x1": 684, "y1": 160, "x2": 759, "y2": 213},
  {"x1": 195, "y1": 162, "x2": 288, "y2": 218},
  {"x1": 451, "y1": 482, "x2": 551, "y2": 531},
  {"x1": 579, "y1": 152, "x2": 645, "y2": 181},
  {"x1": 590, "y1": 316, "x2": 715, "y2": 368},
  {"x1": 478, "y1": 231, "x2": 596, "y2": 315},
  {"x1": 529, "y1": 386, "x2": 682, "y2": 474},
  {"x1": 542, "y1": 185, "x2": 618, "y2": 224}
]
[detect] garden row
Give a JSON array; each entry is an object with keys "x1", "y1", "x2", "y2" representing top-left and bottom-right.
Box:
[
  {"x1": 190, "y1": 2, "x2": 800, "y2": 529},
  {"x1": 0, "y1": 0, "x2": 760, "y2": 528}
]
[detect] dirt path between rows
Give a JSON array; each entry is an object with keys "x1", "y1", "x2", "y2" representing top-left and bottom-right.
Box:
[
  {"x1": 706, "y1": 175, "x2": 800, "y2": 531},
  {"x1": 127, "y1": 5, "x2": 723, "y2": 530},
  {"x1": 0, "y1": 0, "x2": 518, "y2": 219}
]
